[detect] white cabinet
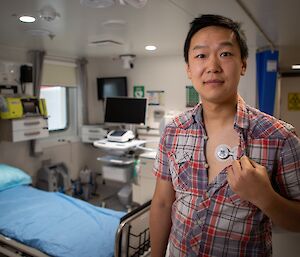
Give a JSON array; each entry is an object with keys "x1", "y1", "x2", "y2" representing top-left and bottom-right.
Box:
[
  {"x1": 132, "y1": 152, "x2": 157, "y2": 205},
  {"x1": 97, "y1": 155, "x2": 134, "y2": 183},
  {"x1": 0, "y1": 117, "x2": 49, "y2": 142},
  {"x1": 81, "y1": 125, "x2": 107, "y2": 143}
]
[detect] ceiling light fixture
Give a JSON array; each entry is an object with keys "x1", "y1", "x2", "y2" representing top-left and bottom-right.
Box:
[
  {"x1": 39, "y1": 5, "x2": 60, "y2": 22},
  {"x1": 119, "y1": 0, "x2": 147, "y2": 8},
  {"x1": 80, "y1": 0, "x2": 147, "y2": 8},
  {"x1": 145, "y1": 45, "x2": 157, "y2": 51},
  {"x1": 19, "y1": 15, "x2": 36, "y2": 23},
  {"x1": 102, "y1": 19, "x2": 127, "y2": 29},
  {"x1": 291, "y1": 64, "x2": 300, "y2": 70}
]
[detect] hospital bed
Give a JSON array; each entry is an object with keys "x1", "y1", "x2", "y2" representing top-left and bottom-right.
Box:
[{"x1": 0, "y1": 164, "x2": 151, "y2": 257}]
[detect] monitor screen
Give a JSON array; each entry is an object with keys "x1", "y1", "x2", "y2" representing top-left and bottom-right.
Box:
[
  {"x1": 97, "y1": 77, "x2": 127, "y2": 100},
  {"x1": 104, "y1": 97, "x2": 147, "y2": 125}
]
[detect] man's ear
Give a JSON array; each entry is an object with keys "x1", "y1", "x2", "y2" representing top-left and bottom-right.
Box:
[
  {"x1": 186, "y1": 63, "x2": 192, "y2": 79},
  {"x1": 241, "y1": 60, "x2": 247, "y2": 76}
]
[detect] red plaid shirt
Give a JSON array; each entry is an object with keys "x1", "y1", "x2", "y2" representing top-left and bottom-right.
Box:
[{"x1": 153, "y1": 96, "x2": 300, "y2": 257}]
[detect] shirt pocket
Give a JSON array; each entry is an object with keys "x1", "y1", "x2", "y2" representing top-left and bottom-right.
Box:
[
  {"x1": 168, "y1": 150, "x2": 193, "y2": 191},
  {"x1": 247, "y1": 138, "x2": 279, "y2": 173}
]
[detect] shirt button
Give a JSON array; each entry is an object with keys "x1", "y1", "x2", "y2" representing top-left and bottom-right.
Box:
[
  {"x1": 203, "y1": 135, "x2": 209, "y2": 140},
  {"x1": 204, "y1": 163, "x2": 209, "y2": 169}
]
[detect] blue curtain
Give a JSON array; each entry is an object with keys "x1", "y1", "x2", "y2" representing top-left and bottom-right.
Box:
[{"x1": 256, "y1": 50, "x2": 279, "y2": 115}]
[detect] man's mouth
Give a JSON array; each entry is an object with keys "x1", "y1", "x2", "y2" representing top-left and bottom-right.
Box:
[{"x1": 203, "y1": 79, "x2": 224, "y2": 85}]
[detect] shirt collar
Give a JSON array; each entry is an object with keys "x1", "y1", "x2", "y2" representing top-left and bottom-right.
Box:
[
  {"x1": 234, "y1": 95, "x2": 250, "y2": 130},
  {"x1": 192, "y1": 103, "x2": 203, "y2": 125},
  {"x1": 191, "y1": 95, "x2": 250, "y2": 130}
]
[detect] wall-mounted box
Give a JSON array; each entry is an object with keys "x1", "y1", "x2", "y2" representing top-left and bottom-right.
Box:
[{"x1": 0, "y1": 117, "x2": 49, "y2": 142}]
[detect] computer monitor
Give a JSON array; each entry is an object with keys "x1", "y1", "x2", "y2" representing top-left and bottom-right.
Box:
[
  {"x1": 97, "y1": 77, "x2": 127, "y2": 100},
  {"x1": 104, "y1": 97, "x2": 147, "y2": 125}
]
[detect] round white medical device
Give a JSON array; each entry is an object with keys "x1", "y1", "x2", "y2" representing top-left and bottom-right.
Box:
[{"x1": 215, "y1": 144, "x2": 239, "y2": 161}]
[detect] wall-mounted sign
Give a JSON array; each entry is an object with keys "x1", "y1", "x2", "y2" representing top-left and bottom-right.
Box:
[
  {"x1": 288, "y1": 92, "x2": 300, "y2": 111},
  {"x1": 146, "y1": 90, "x2": 165, "y2": 105},
  {"x1": 186, "y1": 86, "x2": 199, "y2": 107},
  {"x1": 133, "y1": 85, "x2": 145, "y2": 98}
]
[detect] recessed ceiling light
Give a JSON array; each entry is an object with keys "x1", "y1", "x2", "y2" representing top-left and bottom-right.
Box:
[
  {"x1": 291, "y1": 64, "x2": 300, "y2": 70},
  {"x1": 102, "y1": 20, "x2": 127, "y2": 29},
  {"x1": 19, "y1": 15, "x2": 36, "y2": 23},
  {"x1": 145, "y1": 45, "x2": 157, "y2": 51}
]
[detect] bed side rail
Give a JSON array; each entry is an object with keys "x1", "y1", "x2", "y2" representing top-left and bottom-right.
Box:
[
  {"x1": 115, "y1": 200, "x2": 151, "y2": 257},
  {"x1": 0, "y1": 235, "x2": 49, "y2": 257}
]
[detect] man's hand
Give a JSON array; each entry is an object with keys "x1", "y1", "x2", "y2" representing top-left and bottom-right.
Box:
[{"x1": 227, "y1": 155, "x2": 274, "y2": 207}]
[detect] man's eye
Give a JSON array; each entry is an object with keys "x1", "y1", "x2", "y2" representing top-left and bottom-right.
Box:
[
  {"x1": 220, "y1": 52, "x2": 232, "y2": 57},
  {"x1": 195, "y1": 54, "x2": 205, "y2": 58}
]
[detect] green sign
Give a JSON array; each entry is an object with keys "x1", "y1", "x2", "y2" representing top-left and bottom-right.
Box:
[
  {"x1": 186, "y1": 85, "x2": 199, "y2": 107},
  {"x1": 133, "y1": 85, "x2": 145, "y2": 98}
]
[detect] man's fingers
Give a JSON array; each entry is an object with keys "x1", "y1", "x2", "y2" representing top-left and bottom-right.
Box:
[
  {"x1": 248, "y1": 158, "x2": 260, "y2": 168},
  {"x1": 240, "y1": 155, "x2": 263, "y2": 169},
  {"x1": 240, "y1": 155, "x2": 255, "y2": 169},
  {"x1": 232, "y1": 159, "x2": 242, "y2": 172},
  {"x1": 227, "y1": 165, "x2": 235, "y2": 184}
]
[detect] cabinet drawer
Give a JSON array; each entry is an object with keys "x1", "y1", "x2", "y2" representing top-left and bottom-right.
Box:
[
  {"x1": 0, "y1": 117, "x2": 49, "y2": 142},
  {"x1": 81, "y1": 125, "x2": 106, "y2": 143},
  {"x1": 12, "y1": 128, "x2": 49, "y2": 142},
  {"x1": 12, "y1": 117, "x2": 47, "y2": 131},
  {"x1": 81, "y1": 125, "x2": 106, "y2": 134},
  {"x1": 82, "y1": 134, "x2": 105, "y2": 143}
]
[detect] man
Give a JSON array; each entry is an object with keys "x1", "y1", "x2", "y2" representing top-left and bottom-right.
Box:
[{"x1": 150, "y1": 14, "x2": 300, "y2": 257}]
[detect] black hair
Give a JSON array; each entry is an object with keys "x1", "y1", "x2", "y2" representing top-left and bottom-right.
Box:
[{"x1": 184, "y1": 14, "x2": 248, "y2": 63}]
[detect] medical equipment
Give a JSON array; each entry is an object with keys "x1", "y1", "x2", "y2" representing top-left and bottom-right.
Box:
[
  {"x1": 215, "y1": 144, "x2": 238, "y2": 161},
  {"x1": 36, "y1": 162, "x2": 72, "y2": 194},
  {"x1": 98, "y1": 155, "x2": 134, "y2": 182},
  {"x1": 104, "y1": 97, "x2": 147, "y2": 126},
  {"x1": 79, "y1": 167, "x2": 96, "y2": 200},
  {"x1": 94, "y1": 138, "x2": 146, "y2": 153},
  {"x1": 117, "y1": 183, "x2": 132, "y2": 206},
  {"x1": 97, "y1": 155, "x2": 135, "y2": 206},
  {"x1": 0, "y1": 96, "x2": 47, "y2": 119},
  {"x1": 107, "y1": 129, "x2": 135, "y2": 142},
  {"x1": 97, "y1": 76, "x2": 127, "y2": 100}
]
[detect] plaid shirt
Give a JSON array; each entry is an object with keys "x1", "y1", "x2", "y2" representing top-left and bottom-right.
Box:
[{"x1": 153, "y1": 96, "x2": 300, "y2": 257}]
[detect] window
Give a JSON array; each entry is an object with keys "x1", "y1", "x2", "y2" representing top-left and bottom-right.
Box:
[{"x1": 40, "y1": 86, "x2": 67, "y2": 131}]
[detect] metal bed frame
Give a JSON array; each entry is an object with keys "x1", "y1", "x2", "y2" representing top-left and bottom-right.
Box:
[{"x1": 0, "y1": 201, "x2": 151, "y2": 257}]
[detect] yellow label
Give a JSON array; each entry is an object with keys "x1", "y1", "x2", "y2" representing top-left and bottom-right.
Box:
[
  {"x1": 0, "y1": 98, "x2": 23, "y2": 119},
  {"x1": 288, "y1": 93, "x2": 300, "y2": 111}
]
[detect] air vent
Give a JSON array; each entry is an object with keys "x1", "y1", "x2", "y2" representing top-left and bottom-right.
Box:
[
  {"x1": 89, "y1": 39, "x2": 123, "y2": 46},
  {"x1": 80, "y1": 0, "x2": 114, "y2": 8}
]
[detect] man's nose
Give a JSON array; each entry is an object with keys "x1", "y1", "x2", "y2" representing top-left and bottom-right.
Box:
[{"x1": 206, "y1": 56, "x2": 221, "y2": 73}]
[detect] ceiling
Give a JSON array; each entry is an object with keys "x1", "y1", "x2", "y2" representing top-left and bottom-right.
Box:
[{"x1": 0, "y1": 0, "x2": 300, "y2": 69}]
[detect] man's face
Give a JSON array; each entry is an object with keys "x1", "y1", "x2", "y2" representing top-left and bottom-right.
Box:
[{"x1": 186, "y1": 26, "x2": 247, "y2": 105}]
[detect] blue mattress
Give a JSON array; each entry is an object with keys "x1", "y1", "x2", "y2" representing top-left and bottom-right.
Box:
[{"x1": 0, "y1": 185, "x2": 125, "y2": 257}]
